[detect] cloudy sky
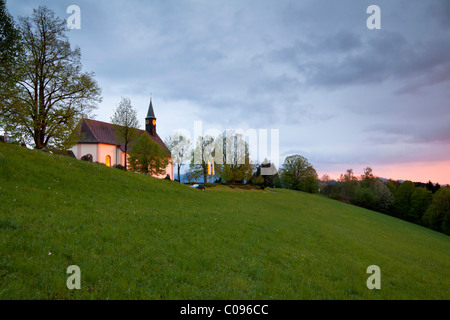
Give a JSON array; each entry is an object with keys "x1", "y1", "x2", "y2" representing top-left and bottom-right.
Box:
[{"x1": 6, "y1": 0, "x2": 450, "y2": 184}]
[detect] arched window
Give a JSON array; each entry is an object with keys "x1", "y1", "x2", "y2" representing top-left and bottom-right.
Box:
[{"x1": 106, "y1": 155, "x2": 111, "y2": 167}]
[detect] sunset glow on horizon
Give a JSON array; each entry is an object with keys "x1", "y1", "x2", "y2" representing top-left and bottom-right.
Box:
[{"x1": 321, "y1": 160, "x2": 450, "y2": 186}]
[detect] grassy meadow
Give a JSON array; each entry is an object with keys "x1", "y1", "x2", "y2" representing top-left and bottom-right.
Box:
[{"x1": 0, "y1": 143, "x2": 449, "y2": 299}]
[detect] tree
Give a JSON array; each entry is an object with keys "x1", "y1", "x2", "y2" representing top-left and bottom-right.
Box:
[
  {"x1": 128, "y1": 134, "x2": 168, "y2": 176},
  {"x1": 281, "y1": 154, "x2": 319, "y2": 193},
  {"x1": 185, "y1": 168, "x2": 201, "y2": 183},
  {"x1": 218, "y1": 132, "x2": 254, "y2": 184},
  {"x1": 340, "y1": 169, "x2": 358, "y2": 182},
  {"x1": 422, "y1": 187, "x2": 450, "y2": 235},
  {"x1": 425, "y1": 180, "x2": 441, "y2": 194},
  {"x1": 350, "y1": 185, "x2": 377, "y2": 210},
  {"x1": 110, "y1": 97, "x2": 139, "y2": 170},
  {"x1": 394, "y1": 181, "x2": 416, "y2": 219},
  {"x1": 371, "y1": 179, "x2": 395, "y2": 214},
  {"x1": 252, "y1": 174, "x2": 265, "y2": 189},
  {"x1": 337, "y1": 169, "x2": 359, "y2": 200},
  {"x1": 385, "y1": 179, "x2": 400, "y2": 198},
  {"x1": 184, "y1": 170, "x2": 195, "y2": 183},
  {"x1": 189, "y1": 135, "x2": 216, "y2": 184},
  {"x1": 407, "y1": 187, "x2": 432, "y2": 223},
  {"x1": 0, "y1": 6, "x2": 101, "y2": 150},
  {"x1": 319, "y1": 174, "x2": 335, "y2": 195},
  {"x1": 360, "y1": 167, "x2": 376, "y2": 189},
  {"x1": 359, "y1": 168, "x2": 395, "y2": 213},
  {"x1": 0, "y1": 0, "x2": 23, "y2": 109},
  {"x1": 165, "y1": 131, "x2": 191, "y2": 182},
  {"x1": 272, "y1": 173, "x2": 282, "y2": 188}
]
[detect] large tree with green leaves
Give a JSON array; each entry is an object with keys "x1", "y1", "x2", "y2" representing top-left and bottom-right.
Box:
[
  {"x1": 281, "y1": 154, "x2": 319, "y2": 193},
  {"x1": 218, "y1": 132, "x2": 254, "y2": 184},
  {"x1": 128, "y1": 134, "x2": 168, "y2": 176},
  {"x1": 110, "y1": 97, "x2": 139, "y2": 170},
  {"x1": 0, "y1": 6, "x2": 101, "y2": 149},
  {"x1": 0, "y1": 0, "x2": 22, "y2": 108}
]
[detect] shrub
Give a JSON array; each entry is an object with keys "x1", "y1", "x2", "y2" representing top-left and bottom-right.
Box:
[
  {"x1": 350, "y1": 186, "x2": 377, "y2": 210},
  {"x1": 80, "y1": 154, "x2": 93, "y2": 162},
  {"x1": 251, "y1": 175, "x2": 265, "y2": 190},
  {"x1": 113, "y1": 164, "x2": 125, "y2": 170}
]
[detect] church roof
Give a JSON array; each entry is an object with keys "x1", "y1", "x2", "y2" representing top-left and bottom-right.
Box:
[
  {"x1": 76, "y1": 118, "x2": 170, "y2": 157},
  {"x1": 146, "y1": 99, "x2": 156, "y2": 119}
]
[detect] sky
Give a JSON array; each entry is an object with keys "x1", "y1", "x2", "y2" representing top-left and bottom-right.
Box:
[{"x1": 5, "y1": 0, "x2": 450, "y2": 184}]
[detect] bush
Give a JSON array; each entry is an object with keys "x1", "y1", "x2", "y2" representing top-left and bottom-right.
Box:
[
  {"x1": 113, "y1": 164, "x2": 125, "y2": 170},
  {"x1": 80, "y1": 154, "x2": 93, "y2": 162},
  {"x1": 329, "y1": 193, "x2": 344, "y2": 201},
  {"x1": 251, "y1": 175, "x2": 265, "y2": 190},
  {"x1": 299, "y1": 178, "x2": 320, "y2": 194},
  {"x1": 350, "y1": 186, "x2": 377, "y2": 210}
]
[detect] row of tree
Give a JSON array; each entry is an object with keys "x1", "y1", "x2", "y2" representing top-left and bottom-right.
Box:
[
  {"x1": 166, "y1": 134, "x2": 311, "y2": 188},
  {"x1": 169, "y1": 131, "x2": 319, "y2": 193},
  {"x1": 319, "y1": 168, "x2": 450, "y2": 235},
  {"x1": 168, "y1": 132, "x2": 254, "y2": 184}
]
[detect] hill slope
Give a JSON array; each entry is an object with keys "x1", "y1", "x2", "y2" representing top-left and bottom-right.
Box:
[{"x1": 0, "y1": 143, "x2": 449, "y2": 299}]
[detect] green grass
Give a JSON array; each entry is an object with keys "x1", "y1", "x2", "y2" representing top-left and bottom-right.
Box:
[{"x1": 0, "y1": 143, "x2": 449, "y2": 299}]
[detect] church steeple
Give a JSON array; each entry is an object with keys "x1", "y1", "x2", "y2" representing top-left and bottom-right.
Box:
[{"x1": 145, "y1": 97, "x2": 156, "y2": 136}]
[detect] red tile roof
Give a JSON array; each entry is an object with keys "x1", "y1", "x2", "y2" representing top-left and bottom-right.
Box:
[{"x1": 77, "y1": 118, "x2": 171, "y2": 157}]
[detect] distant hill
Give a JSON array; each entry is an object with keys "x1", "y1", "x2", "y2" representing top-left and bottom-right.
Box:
[{"x1": 0, "y1": 143, "x2": 449, "y2": 299}]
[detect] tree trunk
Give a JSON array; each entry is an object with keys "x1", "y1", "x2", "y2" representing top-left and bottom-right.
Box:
[{"x1": 34, "y1": 127, "x2": 45, "y2": 149}]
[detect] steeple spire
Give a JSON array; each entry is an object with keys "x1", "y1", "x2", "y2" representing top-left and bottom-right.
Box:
[
  {"x1": 146, "y1": 97, "x2": 155, "y2": 119},
  {"x1": 145, "y1": 96, "x2": 157, "y2": 136}
]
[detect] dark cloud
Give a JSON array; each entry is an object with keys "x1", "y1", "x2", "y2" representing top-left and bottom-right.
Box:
[
  {"x1": 269, "y1": 27, "x2": 450, "y2": 92},
  {"x1": 428, "y1": 0, "x2": 450, "y2": 29}
]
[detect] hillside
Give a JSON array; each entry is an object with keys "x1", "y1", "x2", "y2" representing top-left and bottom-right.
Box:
[{"x1": 0, "y1": 143, "x2": 449, "y2": 299}]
